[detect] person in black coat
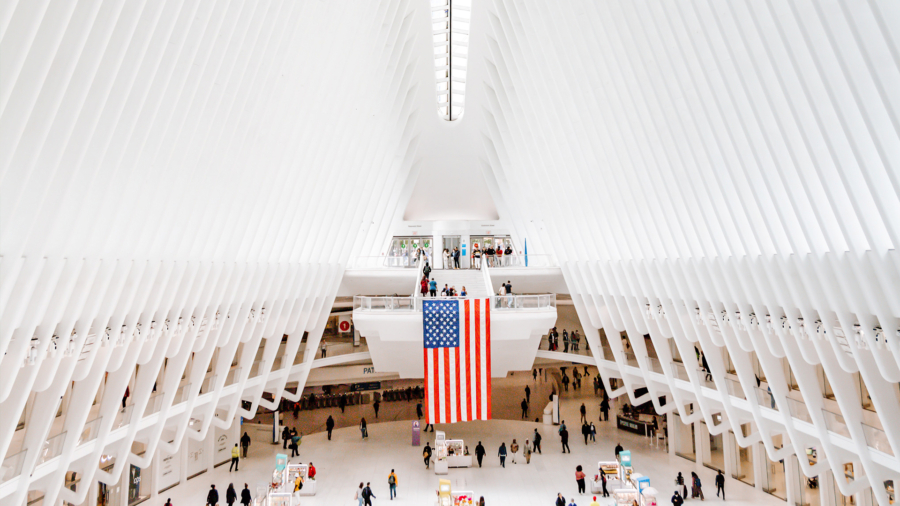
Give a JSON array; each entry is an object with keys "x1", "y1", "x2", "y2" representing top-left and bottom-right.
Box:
[
  {"x1": 520, "y1": 399, "x2": 529, "y2": 419},
  {"x1": 716, "y1": 470, "x2": 725, "y2": 499},
  {"x1": 225, "y1": 484, "x2": 237, "y2": 506},
  {"x1": 671, "y1": 491, "x2": 684, "y2": 506},
  {"x1": 240, "y1": 484, "x2": 252, "y2": 506},
  {"x1": 240, "y1": 432, "x2": 251, "y2": 458},
  {"x1": 282, "y1": 426, "x2": 291, "y2": 449},
  {"x1": 326, "y1": 415, "x2": 335, "y2": 440},
  {"x1": 362, "y1": 482, "x2": 376, "y2": 506},
  {"x1": 600, "y1": 398, "x2": 610, "y2": 421},
  {"x1": 560, "y1": 428, "x2": 570, "y2": 453},
  {"x1": 475, "y1": 441, "x2": 486, "y2": 467},
  {"x1": 581, "y1": 423, "x2": 590, "y2": 445},
  {"x1": 206, "y1": 485, "x2": 219, "y2": 506},
  {"x1": 614, "y1": 443, "x2": 624, "y2": 460},
  {"x1": 555, "y1": 493, "x2": 566, "y2": 506}
]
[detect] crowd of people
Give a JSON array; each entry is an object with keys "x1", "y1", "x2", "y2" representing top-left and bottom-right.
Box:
[
  {"x1": 547, "y1": 327, "x2": 587, "y2": 353},
  {"x1": 470, "y1": 244, "x2": 515, "y2": 268}
]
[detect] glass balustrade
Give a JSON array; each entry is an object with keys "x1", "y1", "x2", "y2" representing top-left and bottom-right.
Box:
[
  {"x1": 485, "y1": 254, "x2": 557, "y2": 268},
  {"x1": 756, "y1": 387, "x2": 778, "y2": 411},
  {"x1": 862, "y1": 423, "x2": 894, "y2": 456},
  {"x1": 39, "y1": 432, "x2": 66, "y2": 464},
  {"x1": 115, "y1": 405, "x2": 134, "y2": 429},
  {"x1": 785, "y1": 398, "x2": 813, "y2": 424},
  {"x1": 349, "y1": 256, "x2": 419, "y2": 268},
  {"x1": 822, "y1": 408, "x2": 852, "y2": 438},
  {"x1": 725, "y1": 378, "x2": 746, "y2": 400},
  {"x1": 354, "y1": 294, "x2": 556, "y2": 311},
  {"x1": 0, "y1": 449, "x2": 27, "y2": 484},
  {"x1": 77, "y1": 417, "x2": 103, "y2": 445}
]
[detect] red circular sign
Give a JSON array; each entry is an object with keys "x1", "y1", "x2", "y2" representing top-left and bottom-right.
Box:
[{"x1": 339, "y1": 320, "x2": 351, "y2": 332}]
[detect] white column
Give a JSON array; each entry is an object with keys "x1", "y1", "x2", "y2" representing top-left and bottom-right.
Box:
[
  {"x1": 786, "y1": 455, "x2": 801, "y2": 506},
  {"x1": 723, "y1": 430, "x2": 737, "y2": 479},
  {"x1": 697, "y1": 422, "x2": 711, "y2": 466},
  {"x1": 667, "y1": 411, "x2": 679, "y2": 457},
  {"x1": 752, "y1": 442, "x2": 767, "y2": 492}
]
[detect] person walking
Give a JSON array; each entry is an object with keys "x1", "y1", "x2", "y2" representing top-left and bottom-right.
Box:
[
  {"x1": 423, "y1": 443, "x2": 433, "y2": 469},
  {"x1": 523, "y1": 439, "x2": 532, "y2": 464},
  {"x1": 206, "y1": 485, "x2": 219, "y2": 506},
  {"x1": 560, "y1": 426, "x2": 570, "y2": 453},
  {"x1": 555, "y1": 493, "x2": 566, "y2": 506},
  {"x1": 580, "y1": 403, "x2": 587, "y2": 423},
  {"x1": 614, "y1": 443, "x2": 624, "y2": 460},
  {"x1": 355, "y1": 483, "x2": 365, "y2": 506},
  {"x1": 600, "y1": 397, "x2": 610, "y2": 421},
  {"x1": 282, "y1": 426, "x2": 290, "y2": 449},
  {"x1": 520, "y1": 398, "x2": 529, "y2": 419},
  {"x1": 326, "y1": 415, "x2": 335, "y2": 440},
  {"x1": 590, "y1": 422, "x2": 597, "y2": 444},
  {"x1": 475, "y1": 441, "x2": 485, "y2": 467},
  {"x1": 240, "y1": 432, "x2": 250, "y2": 458},
  {"x1": 423, "y1": 261, "x2": 432, "y2": 279},
  {"x1": 692, "y1": 472, "x2": 705, "y2": 499},
  {"x1": 429, "y1": 278, "x2": 437, "y2": 297},
  {"x1": 373, "y1": 398, "x2": 380, "y2": 418},
  {"x1": 582, "y1": 422, "x2": 590, "y2": 445},
  {"x1": 240, "y1": 484, "x2": 251, "y2": 506},
  {"x1": 122, "y1": 386, "x2": 130, "y2": 409},
  {"x1": 320, "y1": 340, "x2": 327, "y2": 358},
  {"x1": 601, "y1": 471, "x2": 609, "y2": 497},
  {"x1": 225, "y1": 484, "x2": 237, "y2": 506},
  {"x1": 716, "y1": 470, "x2": 725, "y2": 499},
  {"x1": 498, "y1": 442, "x2": 507, "y2": 467},
  {"x1": 533, "y1": 369, "x2": 538, "y2": 382},
  {"x1": 575, "y1": 465, "x2": 587, "y2": 494},
  {"x1": 562, "y1": 374, "x2": 570, "y2": 392},
  {"x1": 525, "y1": 385, "x2": 531, "y2": 403},
  {"x1": 164, "y1": 499, "x2": 172, "y2": 506},
  {"x1": 676, "y1": 472, "x2": 688, "y2": 499},
  {"x1": 362, "y1": 482, "x2": 375, "y2": 506},
  {"x1": 229, "y1": 444, "x2": 240, "y2": 471},
  {"x1": 671, "y1": 491, "x2": 684, "y2": 506},
  {"x1": 533, "y1": 429, "x2": 542, "y2": 454},
  {"x1": 420, "y1": 276, "x2": 428, "y2": 297},
  {"x1": 563, "y1": 330, "x2": 570, "y2": 353},
  {"x1": 359, "y1": 418, "x2": 368, "y2": 440},
  {"x1": 388, "y1": 469, "x2": 398, "y2": 500},
  {"x1": 416, "y1": 402, "x2": 423, "y2": 419},
  {"x1": 510, "y1": 439, "x2": 519, "y2": 464},
  {"x1": 290, "y1": 432, "x2": 301, "y2": 457}
]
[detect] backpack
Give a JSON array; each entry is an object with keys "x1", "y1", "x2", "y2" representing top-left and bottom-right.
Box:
[{"x1": 389, "y1": 475, "x2": 396, "y2": 485}]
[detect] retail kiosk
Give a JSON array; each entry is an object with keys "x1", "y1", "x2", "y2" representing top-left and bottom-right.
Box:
[
  {"x1": 433, "y1": 431, "x2": 471, "y2": 473},
  {"x1": 285, "y1": 463, "x2": 316, "y2": 496},
  {"x1": 640, "y1": 487, "x2": 659, "y2": 506},
  {"x1": 613, "y1": 488, "x2": 640, "y2": 506},
  {"x1": 593, "y1": 461, "x2": 621, "y2": 493},
  {"x1": 435, "y1": 477, "x2": 476, "y2": 506}
]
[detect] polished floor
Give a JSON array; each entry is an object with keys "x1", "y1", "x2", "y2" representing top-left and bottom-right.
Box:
[{"x1": 164, "y1": 375, "x2": 786, "y2": 506}]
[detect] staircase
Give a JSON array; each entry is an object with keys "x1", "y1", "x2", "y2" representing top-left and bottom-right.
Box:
[{"x1": 427, "y1": 269, "x2": 491, "y2": 297}]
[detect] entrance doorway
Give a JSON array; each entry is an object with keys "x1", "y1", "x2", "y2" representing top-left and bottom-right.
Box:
[
  {"x1": 388, "y1": 237, "x2": 433, "y2": 268},
  {"x1": 471, "y1": 235, "x2": 514, "y2": 267},
  {"x1": 442, "y1": 236, "x2": 460, "y2": 269}
]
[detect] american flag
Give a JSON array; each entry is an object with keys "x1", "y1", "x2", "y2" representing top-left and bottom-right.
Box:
[{"x1": 423, "y1": 299, "x2": 492, "y2": 424}]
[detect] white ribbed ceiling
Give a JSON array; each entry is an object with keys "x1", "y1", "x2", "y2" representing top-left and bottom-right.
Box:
[{"x1": 2, "y1": 0, "x2": 900, "y2": 504}]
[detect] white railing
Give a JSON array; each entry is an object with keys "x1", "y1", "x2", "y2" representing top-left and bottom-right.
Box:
[
  {"x1": 348, "y1": 255, "x2": 422, "y2": 269},
  {"x1": 479, "y1": 253, "x2": 557, "y2": 268},
  {"x1": 353, "y1": 294, "x2": 556, "y2": 312}
]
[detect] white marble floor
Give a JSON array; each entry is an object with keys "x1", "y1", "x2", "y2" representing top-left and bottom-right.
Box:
[{"x1": 164, "y1": 382, "x2": 787, "y2": 506}]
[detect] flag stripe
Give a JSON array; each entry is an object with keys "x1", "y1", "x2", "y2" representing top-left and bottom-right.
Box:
[
  {"x1": 465, "y1": 299, "x2": 472, "y2": 422},
  {"x1": 455, "y1": 345, "x2": 461, "y2": 421},
  {"x1": 486, "y1": 302, "x2": 492, "y2": 418},
  {"x1": 474, "y1": 299, "x2": 482, "y2": 421},
  {"x1": 432, "y1": 347, "x2": 440, "y2": 423},
  {"x1": 443, "y1": 347, "x2": 451, "y2": 423},
  {"x1": 423, "y1": 347, "x2": 430, "y2": 424}
]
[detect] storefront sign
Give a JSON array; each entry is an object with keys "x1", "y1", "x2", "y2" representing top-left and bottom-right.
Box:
[
  {"x1": 617, "y1": 415, "x2": 648, "y2": 436},
  {"x1": 157, "y1": 446, "x2": 180, "y2": 492},
  {"x1": 350, "y1": 382, "x2": 381, "y2": 392}
]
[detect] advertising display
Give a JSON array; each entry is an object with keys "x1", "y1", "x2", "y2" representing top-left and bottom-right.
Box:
[
  {"x1": 156, "y1": 445, "x2": 180, "y2": 493},
  {"x1": 186, "y1": 427, "x2": 208, "y2": 479}
]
